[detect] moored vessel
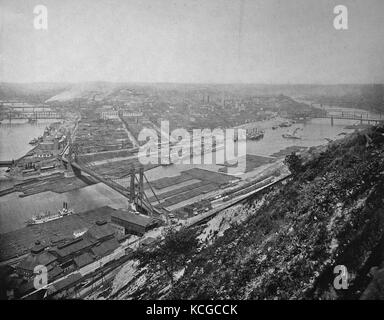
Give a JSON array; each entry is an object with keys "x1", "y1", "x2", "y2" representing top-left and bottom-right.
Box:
[
  {"x1": 29, "y1": 138, "x2": 38, "y2": 145},
  {"x1": 26, "y1": 202, "x2": 74, "y2": 226},
  {"x1": 246, "y1": 128, "x2": 264, "y2": 140},
  {"x1": 282, "y1": 128, "x2": 302, "y2": 140}
]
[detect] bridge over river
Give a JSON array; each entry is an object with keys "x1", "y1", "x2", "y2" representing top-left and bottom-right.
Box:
[
  {"x1": 314, "y1": 110, "x2": 384, "y2": 126},
  {"x1": 0, "y1": 110, "x2": 64, "y2": 121},
  {"x1": 61, "y1": 144, "x2": 162, "y2": 217}
]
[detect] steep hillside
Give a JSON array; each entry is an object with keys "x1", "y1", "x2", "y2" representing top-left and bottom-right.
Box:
[
  {"x1": 98, "y1": 125, "x2": 384, "y2": 300},
  {"x1": 166, "y1": 125, "x2": 384, "y2": 300}
]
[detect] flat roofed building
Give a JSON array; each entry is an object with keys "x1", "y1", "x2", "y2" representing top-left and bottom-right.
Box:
[
  {"x1": 111, "y1": 210, "x2": 158, "y2": 236},
  {"x1": 16, "y1": 250, "x2": 57, "y2": 279},
  {"x1": 74, "y1": 252, "x2": 94, "y2": 269},
  {"x1": 47, "y1": 273, "x2": 83, "y2": 298},
  {"x1": 53, "y1": 237, "x2": 95, "y2": 263},
  {"x1": 87, "y1": 222, "x2": 115, "y2": 242},
  {"x1": 15, "y1": 241, "x2": 55, "y2": 278},
  {"x1": 91, "y1": 238, "x2": 120, "y2": 258}
]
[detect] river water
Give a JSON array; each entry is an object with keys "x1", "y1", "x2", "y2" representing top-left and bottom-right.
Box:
[
  {"x1": 0, "y1": 120, "x2": 52, "y2": 161},
  {"x1": 0, "y1": 119, "x2": 129, "y2": 234},
  {"x1": 0, "y1": 105, "x2": 380, "y2": 234}
]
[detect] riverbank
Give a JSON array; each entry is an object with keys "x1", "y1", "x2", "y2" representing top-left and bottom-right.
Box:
[
  {"x1": 0, "y1": 206, "x2": 120, "y2": 262},
  {"x1": 0, "y1": 101, "x2": 376, "y2": 235},
  {"x1": 115, "y1": 124, "x2": 384, "y2": 300},
  {"x1": 0, "y1": 120, "x2": 51, "y2": 162}
]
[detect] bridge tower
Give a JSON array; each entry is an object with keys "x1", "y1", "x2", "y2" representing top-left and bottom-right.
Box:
[
  {"x1": 129, "y1": 168, "x2": 135, "y2": 203},
  {"x1": 138, "y1": 167, "x2": 144, "y2": 209},
  {"x1": 67, "y1": 143, "x2": 81, "y2": 177},
  {"x1": 129, "y1": 167, "x2": 145, "y2": 210}
]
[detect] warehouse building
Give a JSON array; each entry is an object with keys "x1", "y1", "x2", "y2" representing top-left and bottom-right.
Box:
[
  {"x1": 110, "y1": 210, "x2": 158, "y2": 236},
  {"x1": 15, "y1": 241, "x2": 58, "y2": 279}
]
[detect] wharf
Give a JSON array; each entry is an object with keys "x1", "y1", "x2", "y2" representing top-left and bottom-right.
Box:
[{"x1": 0, "y1": 206, "x2": 119, "y2": 263}]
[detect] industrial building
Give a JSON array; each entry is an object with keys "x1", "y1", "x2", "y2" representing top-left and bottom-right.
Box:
[
  {"x1": 9, "y1": 220, "x2": 121, "y2": 298},
  {"x1": 15, "y1": 241, "x2": 58, "y2": 279},
  {"x1": 110, "y1": 210, "x2": 158, "y2": 236}
]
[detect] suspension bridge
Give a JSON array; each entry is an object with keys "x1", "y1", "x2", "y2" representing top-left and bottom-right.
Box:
[{"x1": 61, "y1": 143, "x2": 162, "y2": 217}]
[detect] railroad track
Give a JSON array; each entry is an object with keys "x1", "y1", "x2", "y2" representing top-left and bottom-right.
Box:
[
  {"x1": 185, "y1": 174, "x2": 291, "y2": 227},
  {"x1": 21, "y1": 173, "x2": 291, "y2": 299}
]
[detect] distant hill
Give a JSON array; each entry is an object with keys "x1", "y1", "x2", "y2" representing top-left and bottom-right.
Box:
[
  {"x1": 308, "y1": 85, "x2": 384, "y2": 114},
  {"x1": 0, "y1": 82, "x2": 70, "y2": 103},
  {"x1": 1, "y1": 83, "x2": 383, "y2": 113},
  {"x1": 45, "y1": 82, "x2": 123, "y2": 102}
]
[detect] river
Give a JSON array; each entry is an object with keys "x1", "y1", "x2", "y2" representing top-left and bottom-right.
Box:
[
  {"x1": 0, "y1": 119, "x2": 53, "y2": 162},
  {"x1": 0, "y1": 119, "x2": 130, "y2": 234},
  {"x1": 0, "y1": 104, "x2": 378, "y2": 234}
]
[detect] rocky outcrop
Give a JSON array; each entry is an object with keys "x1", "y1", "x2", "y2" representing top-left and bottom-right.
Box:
[
  {"x1": 99, "y1": 125, "x2": 384, "y2": 300},
  {"x1": 167, "y1": 125, "x2": 384, "y2": 300}
]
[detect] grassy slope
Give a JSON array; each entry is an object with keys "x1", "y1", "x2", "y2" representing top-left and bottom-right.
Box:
[{"x1": 168, "y1": 126, "x2": 384, "y2": 299}]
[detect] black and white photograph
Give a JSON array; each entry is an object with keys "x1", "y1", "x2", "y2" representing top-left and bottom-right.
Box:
[{"x1": 0, "y1": 0, "x2": 384, "y2": 307}]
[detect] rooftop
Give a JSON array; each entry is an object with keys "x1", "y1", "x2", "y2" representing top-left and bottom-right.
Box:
[
  {"x1": 0, "y1": 206, "x2": 119, "y2": 263},
  {"x1": 17, "y1": 251, "x2": 57, "y2": 272},
  {"x1": 111, "y1": 210, "x2": 156, "y2": 228},
  {"x1": 49, "y1": 265, "x2": 64, "y2": 279},
  {"x1": 74, "y1": 252, "x2": 94, "y2": 268},
  {"x1": 91, "y1": 238, "x2": 119, "y2": 258},
  {"x1": 54, "y1": 237, "x2": 94, "y2": 258},
  {"x1": 87, "y1": 223, "x2": 115, "y2": 241},
  {"x1": 50, "y1": 273, "x2": 82, "y2": 293}
]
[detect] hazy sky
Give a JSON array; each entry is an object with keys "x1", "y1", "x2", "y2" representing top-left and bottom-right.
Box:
[{"x1": 1, "y1": 0, "x2": 383, "y2": 83}]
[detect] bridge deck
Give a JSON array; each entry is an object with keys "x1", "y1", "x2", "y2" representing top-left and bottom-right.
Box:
[
  {"x1": 322, "y1": 115, "x2": 383, "y2": 122},
  {"x1": 70, "y1": 161, "x2": 161, "y2": 215},
  {"x1": 0, "y1": 161, "x2": 13, "y2": 167}
]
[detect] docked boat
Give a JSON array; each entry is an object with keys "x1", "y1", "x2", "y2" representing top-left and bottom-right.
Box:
[
  {"x1": 26, "y1": 203, "x2": 74, "y2": 226},
  {"x1": 282, "y1": 134, "x2": 301, "y2": 139},
  {"x1": 282, "y1": 128, "x2": 302, "y2": 140},
  {"x1": 279, "y1": 121, "x2": 292, "y2": 128},
  {"x1": 29, "y1": 138, "x2": 38, "y2": 145},
  {"x1": 58, "y1": 207, "x2": 74, "y2": 216},
  {"x1": 247, "y1": 128, "x2": 264, "y2": 141}
]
